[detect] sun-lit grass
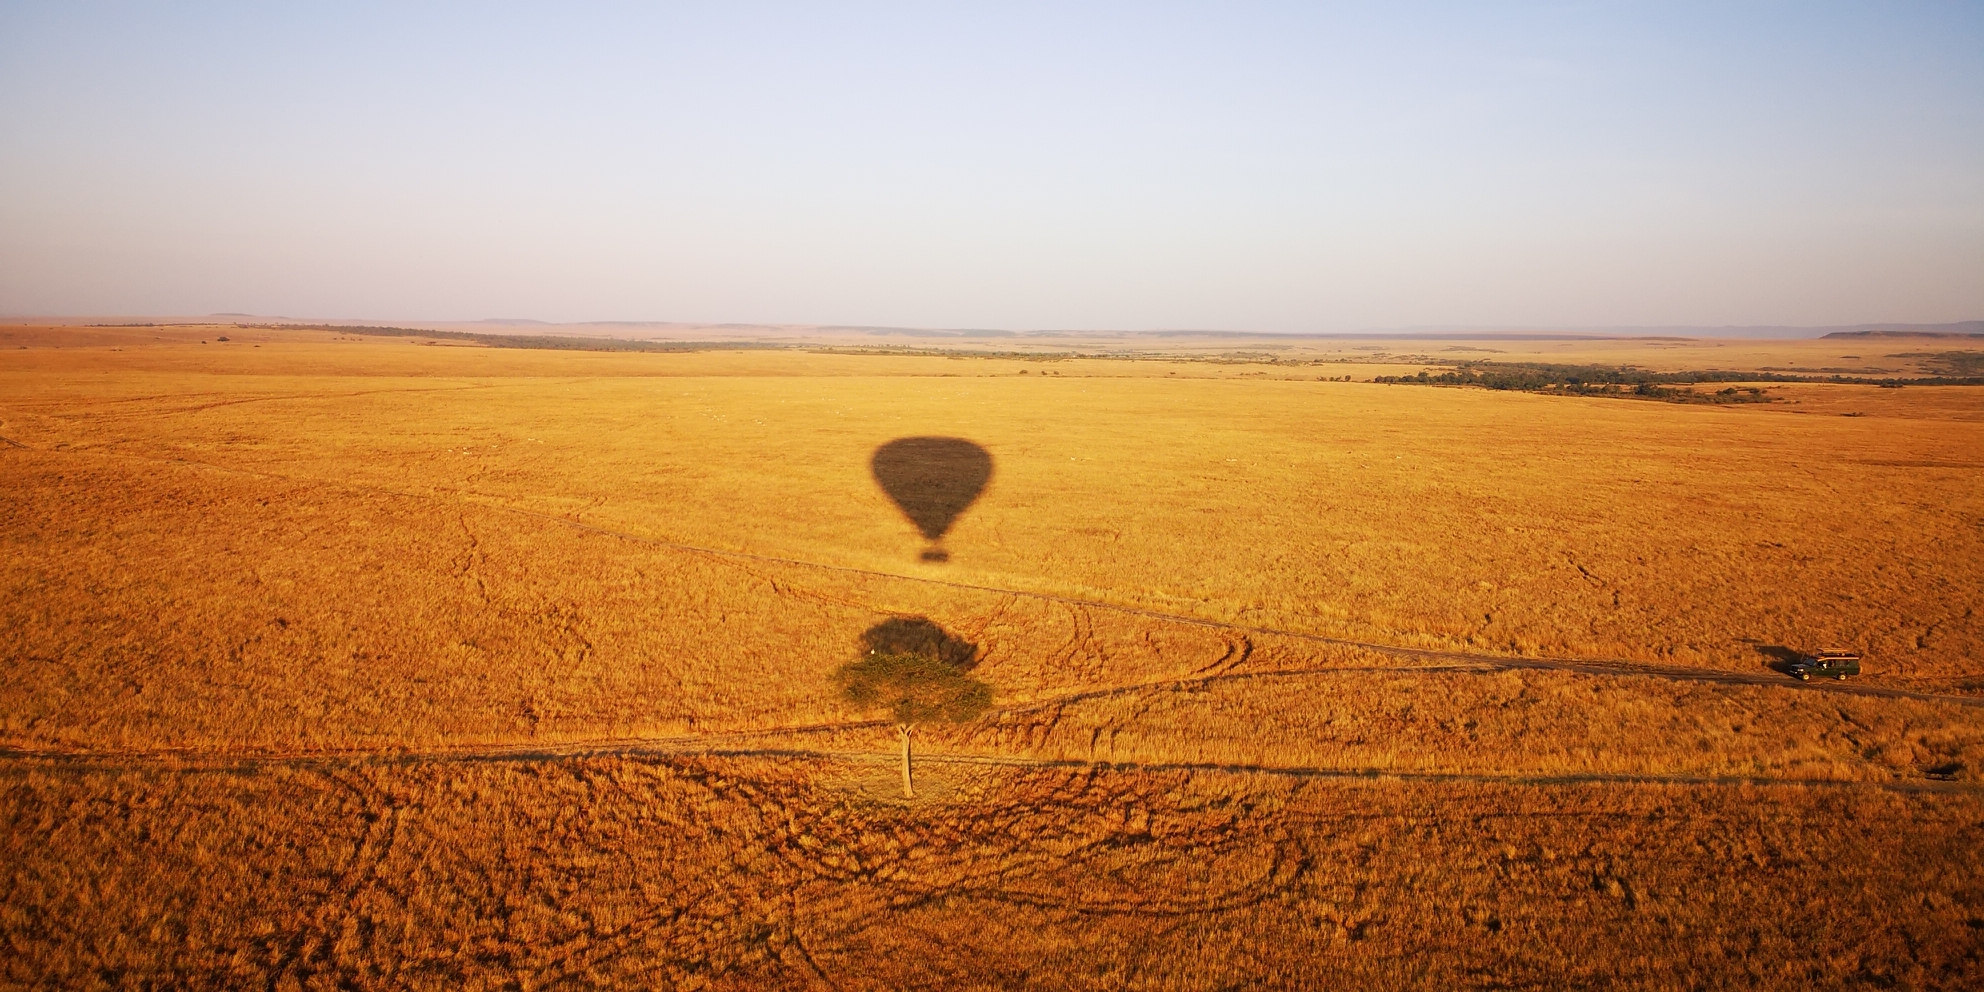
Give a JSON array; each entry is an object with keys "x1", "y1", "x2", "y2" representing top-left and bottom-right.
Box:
[
  {"x1": 3, "y1": 323, "x2": 1982, "y2": 987},
  {"x1": 4, "y1": 756, "x2": 1980, "y2": 990}
]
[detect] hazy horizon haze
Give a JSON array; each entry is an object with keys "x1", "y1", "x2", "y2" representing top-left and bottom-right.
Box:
[{"x1": 2, "y1": 2, "x2": 1979, "y2": 331}]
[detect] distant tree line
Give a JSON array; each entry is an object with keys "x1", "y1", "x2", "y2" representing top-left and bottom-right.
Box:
[
  {"x1": 1889, "y1": 351, "x2": 1984, "y2": 377},
  {"x1": 1374, "y1": 360, "x2": 1984, "y2": 402}
]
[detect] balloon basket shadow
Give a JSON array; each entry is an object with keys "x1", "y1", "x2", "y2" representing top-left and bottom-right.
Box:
[{"x1": 920, "y1": 547, "x2": 950, "y2": 563}]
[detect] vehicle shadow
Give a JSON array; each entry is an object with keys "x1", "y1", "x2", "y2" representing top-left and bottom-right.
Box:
[
  {"x1": 870, "y1": 437, "x2": 992, "y2": 563},
  {"x1": 1752, "y1": 643, "x2": 1804, "y2": 676}
]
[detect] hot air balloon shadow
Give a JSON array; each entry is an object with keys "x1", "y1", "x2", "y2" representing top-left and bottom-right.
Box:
[{"x1": 870, "y1": 437, "x2": 992, "y2": 563}]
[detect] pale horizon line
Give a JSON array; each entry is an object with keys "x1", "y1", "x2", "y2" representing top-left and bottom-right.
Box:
[{"x1": 7, "y1": 313, "x2": 1982, "y2": 342}]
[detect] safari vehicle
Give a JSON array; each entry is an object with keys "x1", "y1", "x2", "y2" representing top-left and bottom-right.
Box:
[{"x1": 1788, "y1": 651, "x2": 1861, "y2": 681}]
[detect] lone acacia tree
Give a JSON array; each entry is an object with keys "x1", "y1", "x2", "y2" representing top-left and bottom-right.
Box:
[{"x1": 833, "y1": 617, "x2": 991, "y2": 799}]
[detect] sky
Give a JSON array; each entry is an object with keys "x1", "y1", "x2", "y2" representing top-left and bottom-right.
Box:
[{"x1": 1, "y1": 2, "x2": 1979, "y2": 331}]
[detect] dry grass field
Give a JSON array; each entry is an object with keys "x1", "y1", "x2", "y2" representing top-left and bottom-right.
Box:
[{"x1": 3, "y1": 322, "x2": 1983, "y2": 988}]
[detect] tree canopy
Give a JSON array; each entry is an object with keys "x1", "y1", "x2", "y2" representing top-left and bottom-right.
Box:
[
  {"x1": 833, "y1": 617, "x2": 991, "y2": 799},
  {"x1": 834, "y1": 617, "x2": 990, "y2": 728},
  {"x1": 836, "y1": 650, "x2": 991, "y2": 727}
]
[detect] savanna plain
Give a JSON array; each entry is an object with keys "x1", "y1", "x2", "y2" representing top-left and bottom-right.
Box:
[{"x1": 3, "y1": 323, "x2": 1982, "y2": 989}]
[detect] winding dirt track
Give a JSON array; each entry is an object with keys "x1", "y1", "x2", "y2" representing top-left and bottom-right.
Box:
[
  {"x1": 4, "y1": 446, "x2": 1979, "y2": 791},
  {"x1": 6, "y1": 735, "x2": 1977, "y2": 796},
  {"x1": 86, "y1": 447, "x2": 1983, "y2": 710},
  {"x1": 3, "y1": 655, "x2": 1977, "y2": 794},
  {"x1": 511, "y1": 500, "x2": 1984, "y2": 709}
]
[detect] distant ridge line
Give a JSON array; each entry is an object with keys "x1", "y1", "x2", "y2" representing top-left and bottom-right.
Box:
[{"x1": 1821, "y1": 329, "x2": 1984, "y2": 339}]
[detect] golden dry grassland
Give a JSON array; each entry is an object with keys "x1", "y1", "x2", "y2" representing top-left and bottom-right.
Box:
[
  {"x1": 2, "y1": 322, "x2": 1982, "y2": 988},
  {"x1": 6, "y1": 757, "x2": 1981, "y2": 990}
]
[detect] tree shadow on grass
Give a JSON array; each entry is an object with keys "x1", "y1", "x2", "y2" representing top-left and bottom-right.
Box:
[{"x1": 859, "y1": 616, "x2": 980, "y2": 671}]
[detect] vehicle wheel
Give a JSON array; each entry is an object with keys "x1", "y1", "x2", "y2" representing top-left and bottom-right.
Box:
[
  {"x1": 1837, "y1": 674, "x2": 1847, "y2": 681},
  {"x1": 1798, "y1": 673, "x2": 1810, "y2": 681}
]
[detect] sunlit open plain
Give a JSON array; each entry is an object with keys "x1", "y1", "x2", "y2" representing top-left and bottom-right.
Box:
[{"x1": 4, "y1": 323, "x2": 1982, "y2": 988}]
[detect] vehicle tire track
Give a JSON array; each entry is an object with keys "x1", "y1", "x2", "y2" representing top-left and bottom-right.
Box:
[
  {"x1": 6, "y1": 646, "x2": 1982, "y2": 773},
  {"x1": 699, "y1": 746, "x2": 1984, "y2": 796},
  {"x1": 25, "y1": 445, "x2": 1984, "y2": 709},
  {"x1": 4, "y1": 736, "x2": 1974, "y2": 795},
  {"x1": 424, "y1": 494, "x2": 1984, "y2": 709}
]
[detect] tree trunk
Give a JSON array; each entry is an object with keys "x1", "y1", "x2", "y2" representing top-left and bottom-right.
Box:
[{"x1": 898, "y1": 724, "x2": 914, "y2": 799}]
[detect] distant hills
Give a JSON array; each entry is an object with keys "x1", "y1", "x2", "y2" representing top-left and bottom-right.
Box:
[
  {"x1": 180, "y1": 315, "x2": 1984, "y2": 341},
  {"x1": 1820, "y1": 325, "x2": 1984, "y2": 339}
]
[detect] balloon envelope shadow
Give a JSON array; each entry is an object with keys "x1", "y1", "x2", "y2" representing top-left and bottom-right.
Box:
[{"x1": 870, "y1": 437, "x2": 992, "y2": 562}]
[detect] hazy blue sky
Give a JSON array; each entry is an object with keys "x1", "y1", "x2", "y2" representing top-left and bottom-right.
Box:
[{"x1": 2, "y1": 2, "x2": 1979, "y2": 330}]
